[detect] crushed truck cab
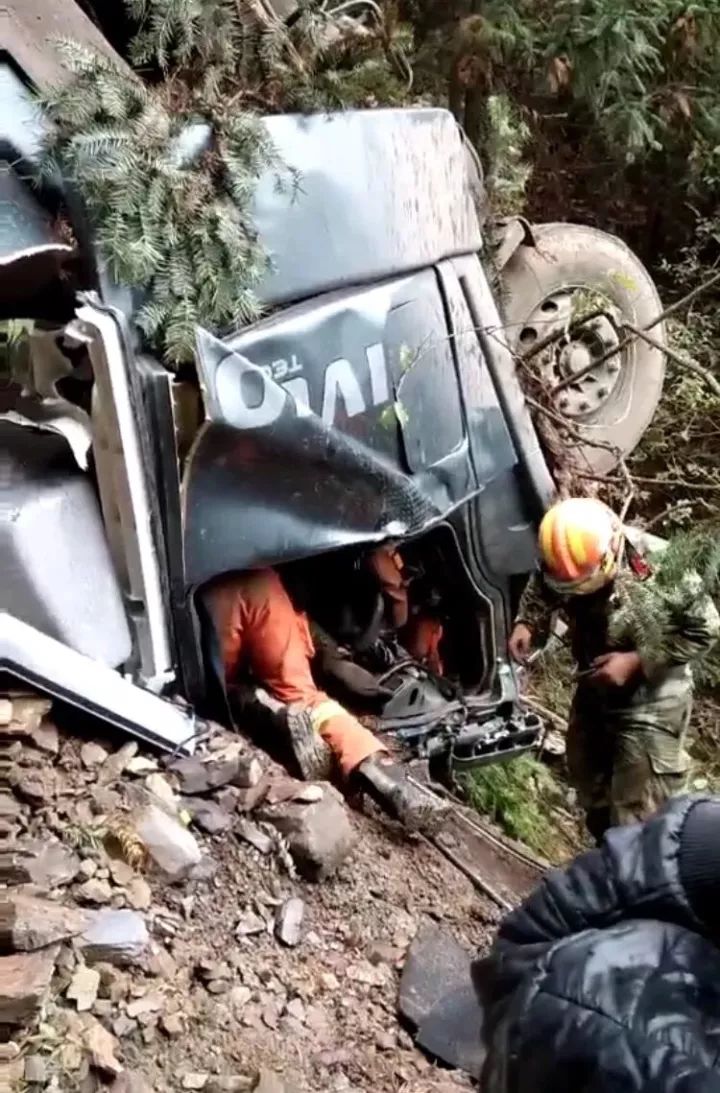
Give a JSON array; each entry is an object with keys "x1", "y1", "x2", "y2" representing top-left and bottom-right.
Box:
[{"x1": 0, "y1": 43, "x2": 663, "y2": 771}]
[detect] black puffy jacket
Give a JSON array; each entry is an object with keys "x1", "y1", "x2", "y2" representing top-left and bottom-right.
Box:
[{"x1": 479, "y1": 796, "x2": 720, "y2": 1092}]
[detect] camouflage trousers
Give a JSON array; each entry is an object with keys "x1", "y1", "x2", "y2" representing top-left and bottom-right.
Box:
[{"x1": 567, "y1": 675, "x2": 693, "y2": 841}]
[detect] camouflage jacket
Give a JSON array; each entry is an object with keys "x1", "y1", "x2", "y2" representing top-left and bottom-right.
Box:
[{"x1": 516, "y1": 527, "x2": 720, "y2": 680}]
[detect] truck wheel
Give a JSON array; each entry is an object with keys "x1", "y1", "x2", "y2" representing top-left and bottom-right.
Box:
[{"x1": 500, "y1": 222, "x2": 665, "y2": 474}]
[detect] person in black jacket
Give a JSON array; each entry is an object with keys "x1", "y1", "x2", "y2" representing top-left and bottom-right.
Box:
[{"x1": 479, "y1": 796, "x2": 720, "y2": 1092}]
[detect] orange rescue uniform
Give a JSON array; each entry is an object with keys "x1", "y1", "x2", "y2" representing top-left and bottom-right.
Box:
[
  {"x1": 368, "y1": 546, "x2": 444, "y2": 675},
  {"x1": 204, "y1": 568, "x2": 384, "y2": 776}
]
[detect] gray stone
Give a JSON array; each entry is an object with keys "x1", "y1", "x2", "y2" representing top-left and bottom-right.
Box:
[
  {"x1": 0, "y1": 840, "x2": 82, "y2": 889},
  {"x1": 80, "y1": 909, "x2": 149, "y2": 966},
  {"x1": 125, "y1": 877, "x2": 152, "y2": 911},
  {"x1": 66, "y1": 965, "x2": 100, "y2": 1011},
  {"x1": 0, "y1": 946, "x2": 59, "y2": 1025},
  {"x1": 253, "y1": 1071, "x2": 287, "y2": 1093},
  {"x1": 235, "y1": 819, "x2": 273, "y2": 855},
  {"x1": 77, "y1": 879, "x2": 113, "y2": 905},
  {"x1": 0, "y1": 892, "x2": 91, "y2": 951},
  {"x1": 81, "y1": 742, "x2": 110, "y2": 769},
  {"x1": 235, "y1": 911, "x2": 266, "y2": 938},
  {"x1": 31, "y1": 720, "x2": 60, "y2": 754},
  {"x1": 182, "y1": 798, "x2": 233, "y2": 836},
  {"x1": 108, "y1": 1069, "x2": 156, "y2": 1092},
  {"x1": 98, "y1": 742, "x2": 139, "y2": 786},
  {"x1": 132, "y1": 802, "x2": 201, "y2": 881},
  {"x1": 206, "y1": 1078, "x2": 254, "y2": 1093},
  {"x1": 256, "y1": 784, "x2": 355, "y2": 880},
  {"x1": 112, "y1": 1015, "x2": 137, "y2": 1038},
  {"x1": 182, "y1": 1074, "x2": 209, "y2": 1091},
  {"x1": 274, "y1": 898, "x2": 304, "y2": 948},
  {"x1": 24, "y1": 1054, "x2": 47, "y2": 1083},
  {"x1": 170, "y1": 755, "x2": 262, "y2": 796}
]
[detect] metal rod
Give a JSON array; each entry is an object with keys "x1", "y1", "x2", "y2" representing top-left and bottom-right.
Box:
[{"x1": 422, "y1": 833, "x2": 513, "y2": 913}]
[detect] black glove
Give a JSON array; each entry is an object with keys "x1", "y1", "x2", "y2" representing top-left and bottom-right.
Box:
[
  {"x1": 311, "y1": 622, "x2": 392, "y2": 701},
  {"x1": 322, "y1": 653, "x2": 393, "y2": 701}
]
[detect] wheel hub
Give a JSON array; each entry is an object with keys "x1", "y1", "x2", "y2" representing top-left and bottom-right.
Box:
[{"x1": 518, "y1": 290, "x2": 624, "y2": 418}]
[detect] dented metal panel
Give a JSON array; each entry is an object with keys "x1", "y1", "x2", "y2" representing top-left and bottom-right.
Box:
[
  {"x1": 0, "y1": 423, "x2": 132, "y2": 667},
  {"x1": 254, "y1": 109, "x2": 484, "y2": 307},
  {"x1": 184, "y1": 263, "x2": 520, "y2": 586}
]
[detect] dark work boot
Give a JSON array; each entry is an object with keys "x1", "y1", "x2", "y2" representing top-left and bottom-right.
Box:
[
  {"x1": 285, "y1": 704, "x2": 334, "y2": 782},
  {"x1": 356, "y1": 755, "x2": 449, "y2": 834}
]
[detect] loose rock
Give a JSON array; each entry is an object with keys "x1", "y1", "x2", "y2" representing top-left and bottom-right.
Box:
[
  {"x1": 144, "y1": 773, "x2": 177, "y2": 809},
  {"x1": 131, "y1": 802, "x2": 202, "y2": 882},
  {"x1": 83, "y1": 1013, "x2": 123, "y2": 1074},
  {"x1": 0, "y1": 947, "x2": 58, "y2": 1025},
  {"x1": 80, "y1": 909, "x2": 149, "y2": 966},
  {"x1": 126, "y1": 757, "x2": 159, "y2": 776},
  {"x1": 81, "y1": 742, "x2": 110, "y2": 769},
  {"x1": 77, "y1": 879, "x2": 113, "y2": 905},
  {"x1": 206, "y1": 1079, "x2": 254, "y2": 1093},
  {"x1": 126, "y1": 991, "x2": 164, "y2": 1018},
  {"x1": 160, "y1": 1012, "x2": 184, "y2": 1037},
  {"x1": 235, "y1": 911, "x2": 267, "y2": 938},
  {"x1": 113, "y1": 1014, "x2": 137, "y2": 1038},
  {"x1": 125, "y1": 877, "x2": 152, "y2": 911},
  {"x1": 235, "y1": 819, "x2": 274, "y2": 855},
  {"x1": 12, "y1": 770, "x2": 54, "y2": 806},
  {"x1": 253, "y1": 1071, "x2": 287, "y2": 1093},
  {"x1": 109, "y1": 860, "x2": 135, "y2": 887},
  {"x1": 285, "y1": 997, "x2": 305, "y2": 1023},
  {"x1": 109, "y1": 1070, "x2": 156, "y2": 1093},
  {"x1": 182, "y1": 1074, "x2": 209, "y2": 1090},
  {"x1": 98, "y1": 743, "x2": 139, "y2": 786},
  {"x1": 31, "y1": 720, "x2": 60, "y2": 754},
  {"x1": 24, "y1": 1054, "x2": 47, "y2": 1083},
  {"x1": 182, "y1": 798, "x2": 233, "y2": 836},
  {"x1": 256, "y1": 785, "x2": 355, "y2": 880},
  {"x1": 274, "y1": 898, "x2": 305, "y2": 948},
  {"x1": 0, "y1": 892, "x2": 90, "y2": 951},
  {"x1": 67, "y1": 965, "x2": 101, "y2": 1011}
]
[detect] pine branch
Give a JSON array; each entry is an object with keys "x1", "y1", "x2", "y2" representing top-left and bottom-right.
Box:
[{"x1": 44, "y1": 0, "x2": 414, "y2": 365}]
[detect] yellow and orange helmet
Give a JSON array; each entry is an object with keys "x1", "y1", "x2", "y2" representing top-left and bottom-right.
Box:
[{"x1": 538, "y1": 498, "x2": 623, "y2": 595}]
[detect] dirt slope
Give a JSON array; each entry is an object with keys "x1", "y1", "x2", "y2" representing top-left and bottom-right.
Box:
[{"x1": 3, "y1": 703, "x2": 502, "y2": 1093}]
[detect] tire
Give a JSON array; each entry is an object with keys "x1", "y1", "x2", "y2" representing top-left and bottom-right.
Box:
[{"x1": 500, "y1": 223, "x2": 665, "y2": 474}]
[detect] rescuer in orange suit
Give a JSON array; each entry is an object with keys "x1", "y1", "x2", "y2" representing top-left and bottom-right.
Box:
[{"x1": 204, "y1": 546, "x2": 448, "y2": 831}]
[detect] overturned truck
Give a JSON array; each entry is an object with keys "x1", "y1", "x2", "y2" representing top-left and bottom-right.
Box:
[{"x1": 0, "y1": 2, "x2": 667, "y2": 771}]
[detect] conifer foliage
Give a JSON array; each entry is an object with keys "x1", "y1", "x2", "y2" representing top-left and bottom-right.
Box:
[
  {"x1": 609, "y1": 528, "x2": 720, "y2": 679},
  {"x1": 43, "y1": 1, "x2": 412, "y2": 365}
]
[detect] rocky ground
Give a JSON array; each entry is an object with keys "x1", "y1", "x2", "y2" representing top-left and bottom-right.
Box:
[{"x1": 1, "y1": 693, "x2": 501, "y2": 1093}]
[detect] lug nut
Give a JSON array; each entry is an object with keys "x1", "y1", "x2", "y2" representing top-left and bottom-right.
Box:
[
  {"x1": 578, "y1": 400, "x2": 590, "y2": 412},
  {"x1": 607, "y1": 360, "x2": 620, "y2": 373},
  {"x1": 597, "y1": 386, "x2": 608, "y2": 398},
  {"x1": 558, "y1": 397, "x2": 570, "y2": 411}
]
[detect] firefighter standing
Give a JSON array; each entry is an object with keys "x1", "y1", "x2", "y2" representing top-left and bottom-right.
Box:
[{"x1": 509, "y1": 497, "x2": 720, "y2": 842}]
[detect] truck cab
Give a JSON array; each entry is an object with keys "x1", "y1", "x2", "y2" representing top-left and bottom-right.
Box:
[{"x1": 0, "y1": 33, "x2": 663, "y2": 769}]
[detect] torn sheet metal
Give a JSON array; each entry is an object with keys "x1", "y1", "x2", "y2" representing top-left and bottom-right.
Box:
[
  {"x1": 1, "y1": 399, "x2": 92, "y2": 470},
  {"x1": 184, "y1": 265, "x2": 518, "y2": 586},
  {"x1": 0, "y1": 614, "x2": 196, "y2": 755}
]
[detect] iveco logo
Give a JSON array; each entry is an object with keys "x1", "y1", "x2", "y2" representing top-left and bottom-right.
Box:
[{"x1": 215, "y1": 343, "x2": 391, "y2": 431}]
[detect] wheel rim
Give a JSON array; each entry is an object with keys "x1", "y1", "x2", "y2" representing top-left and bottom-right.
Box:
[{"x1": 518, "y1": 288, "x2": 625, "y2": 418}]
